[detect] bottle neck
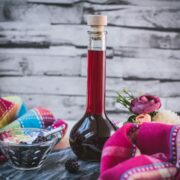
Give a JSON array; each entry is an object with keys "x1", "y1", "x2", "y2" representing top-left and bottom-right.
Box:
[
  {"x1": 86, "y1": 31, "x2": 106, "y2": 115},
  {"x1": 88, "y1": 31, "x2": 106, "y2": 51}
]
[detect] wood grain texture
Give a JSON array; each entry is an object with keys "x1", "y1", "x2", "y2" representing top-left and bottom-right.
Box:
[
  {"x1": 0, "y1": 54, "x2": 81, "y2": 76},
  {"x1": 28, "y1": 0, "x2": 80, "y2": 5},
  {"x1": 0, "y1": 46, "x2": 85, "y2": 56},
  {"x1": 84, "y1": 3, "x2": 180, "y2": 29},
  {"x1": 114, "y1": 47, "x2": 180, "y2": 60},
  {"x1": 27, "y1": 0, "x2": 180, "y2": 6},
  {"x1": 0, "y1": 76, "x2": 160, "y2": 97},
  {"x1": 2, "y1": 0, "x2": 83, "y2": 24},
  {"x1": 0, "y1": 23, "x2": 50, "y2": 47},
  {"x1": 81, "y1": 57, "x2": 180, "y2": 80},
  {"x1": 160, "y1": 82, "x2": 180, "y2": 97},
  {"x1": 1, "y1": 23, "x2": 180, "y2": 49},
  {"x1": 51, "y1": 25, "x2": 180, "y2": 49},
  {"x1": 3, "y1": 47, "x2": 179, "y2": 80}
]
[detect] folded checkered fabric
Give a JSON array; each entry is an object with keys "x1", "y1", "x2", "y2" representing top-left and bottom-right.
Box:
[
  {"x1": 0, "y1": 96, "x2": 68, "y2": 163},
  {"x1": 2, "y1": 107, "x2": 68, "y2": 135},
  {"x1": 100, "y1": 123, "x2": 180, "y2": 180}
]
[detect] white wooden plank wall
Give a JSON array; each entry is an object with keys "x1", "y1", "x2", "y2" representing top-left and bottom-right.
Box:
[{"x1": 0, "y1": 0, "x2": 180, "y2": 126}]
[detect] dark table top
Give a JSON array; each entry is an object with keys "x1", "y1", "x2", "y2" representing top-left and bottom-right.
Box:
[{"x1": 0, "y1": 148, "x2": 99, "y2": 180}]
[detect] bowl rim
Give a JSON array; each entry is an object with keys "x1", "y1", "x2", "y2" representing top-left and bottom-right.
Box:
[{"x1": 0, "y1": 128, "x2": 59, "y2": 147}]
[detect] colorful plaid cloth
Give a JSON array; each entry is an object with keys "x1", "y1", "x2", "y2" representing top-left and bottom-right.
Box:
[
  {"x1": 3, "y1": 107, "x2": 60, "y2": 129},
  {"x1": 100, "y1": 123, "x2": 180, "y2": 180},
  {"x1": 0, "y1": 96, "x2": 68, "y2": 164}
]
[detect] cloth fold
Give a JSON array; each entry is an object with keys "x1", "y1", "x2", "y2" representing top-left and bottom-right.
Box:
[
  {"x1": 0, "y1": 96, "x2": 68, "y2": 164},
  {"x1": 0, "y1": 96, "x2": 27, "y2": 128},
  {"x1": 100, "y1": 123, "x2": 180, "y2": 180}
]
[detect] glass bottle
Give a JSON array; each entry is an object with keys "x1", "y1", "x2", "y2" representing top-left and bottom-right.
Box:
[{"x1": 69, "y1": 15, "x2": 117, "y2": 161}]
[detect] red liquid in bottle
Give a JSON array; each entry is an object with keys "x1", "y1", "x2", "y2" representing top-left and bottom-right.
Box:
[
  {"x1": 86, "y1": 50, "x2": 105, "y2": 115},
  {"x1": 70, "y1": 50, "x2": 117, "y2": 161}
]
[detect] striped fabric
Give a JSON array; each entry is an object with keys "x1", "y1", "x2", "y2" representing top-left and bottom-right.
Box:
[
  {"x1": 0, "y1": 96, "x2": 68, "y2": 163},
  {"x1": 100, "y1": 123, "x2": 180, "y2": 180},
  {"x1": 3, "y1": 107, "x2": 56, "y2": 129},
  {"x1": 0, "y1": 96, "x2": 27, "y2": 128}
]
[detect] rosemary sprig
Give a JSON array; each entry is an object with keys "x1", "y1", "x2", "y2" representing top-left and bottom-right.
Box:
[{"x1": 116, "y1": 89, "x2": 135, "y2": 110}]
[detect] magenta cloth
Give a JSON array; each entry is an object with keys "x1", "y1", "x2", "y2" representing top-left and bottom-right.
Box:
[
  {"x1": 100, "y1": 123, "x2": 180, "y2": 180},
  {"x1": 52, "y1": 118, "x2": 68, "y2": 137}
]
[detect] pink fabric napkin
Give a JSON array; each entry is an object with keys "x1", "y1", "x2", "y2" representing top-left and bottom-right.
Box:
[{"x1": 100, "y1": 123, "x2": 180, "y2": 180}]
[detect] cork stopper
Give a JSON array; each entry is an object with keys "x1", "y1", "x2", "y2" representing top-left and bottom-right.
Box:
[{"x1": 87, "y1": 15, "x2": 107, "y2": 31}]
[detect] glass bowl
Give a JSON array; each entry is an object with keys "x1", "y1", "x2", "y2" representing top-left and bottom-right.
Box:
[{"x1": 0, "y1": 128, "x2": 58, "y2": 170}]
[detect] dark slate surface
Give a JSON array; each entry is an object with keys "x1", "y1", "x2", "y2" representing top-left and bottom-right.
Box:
[{"x1": 0, "y1": 148, "x2": 100, "y2": 180}]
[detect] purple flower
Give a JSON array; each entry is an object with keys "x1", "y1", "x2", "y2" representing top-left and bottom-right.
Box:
[{"x1": 130, "y1": 94, "x2": 161, "y2": 115}]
